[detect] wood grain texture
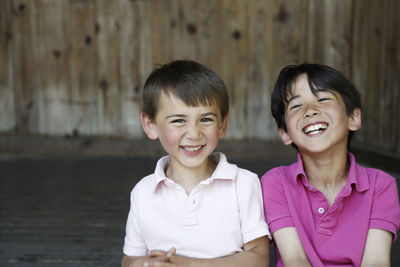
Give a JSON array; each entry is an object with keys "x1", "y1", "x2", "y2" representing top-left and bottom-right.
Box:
[
  {"x1": 11, "y1": 0, "x2": 39, "y2": 134},
  {"x1": 36, "y1": 0, "x2": 71, "y2": 135},
  {"x1": 1, "y1": 0, "x2": 399, "y2": 156},
  {"x1": 0, "y1": 0, "x2": 15, "y2": 132},
  {"x1": 304, "y1": 0, "x2": 352, "y2": 74},
  {"x1": 221, "y1": 0, "x2": 248, "y2": 139},
  {"x1": 68, "y1": 0, "x2": 99, "y2": 136},
  {"x1": 351, "y1": 0, "x2": 399, "y2": 154}
]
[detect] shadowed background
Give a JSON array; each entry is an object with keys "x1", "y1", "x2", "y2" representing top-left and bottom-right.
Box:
[{"x1": 0, "y1": 0, "x2": 399, "y2": 266}]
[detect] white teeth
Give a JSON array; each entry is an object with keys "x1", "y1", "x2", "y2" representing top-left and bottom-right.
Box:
[
  {"x1": 304, "y1": 123, "x2": 327, "y2": 134},
  {"x1": 308, "y1": 130, "x2": 322, "y2": 135},
  {"x1": 182, "y1": 146, "x2": 202, "y2": 152}
]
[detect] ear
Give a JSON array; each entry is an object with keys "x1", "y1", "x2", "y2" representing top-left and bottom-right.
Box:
[
  {"x1": 140, "y1": 112, "x2": 159, "y2": 140},
  {"x1": 278, "y1": 128, "x2": 293, "y2": 146},
  {"x1": 218, "y1": 113, "x2": 229, "y2": 138},
  {"x1": 348, "y1": 108, "x2": 362, "y2": 131}
]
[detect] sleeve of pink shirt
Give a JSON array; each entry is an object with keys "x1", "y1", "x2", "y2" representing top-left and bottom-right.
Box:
[
  {"x1": 369, "y1": 170, "x2": 400, "y2": 241},
  {"x1": 123, "y1": 185, "x2": 148, "y2": 256},
  {"x1": 236, "y1": 169, "x2": 271, "y2": 243},
  {"x1": 260, "y1": 167, "x2": 295, "y2": 234}
]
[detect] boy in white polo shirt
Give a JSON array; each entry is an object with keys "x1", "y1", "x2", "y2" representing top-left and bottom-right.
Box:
[{"x1": 122, "y1": 60, "x2": 270, "y2": 267}]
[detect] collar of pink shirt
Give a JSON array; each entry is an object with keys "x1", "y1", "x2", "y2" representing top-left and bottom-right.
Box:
[{"x1": 292, "y1": 152, "x2": 370, "y2": 193}]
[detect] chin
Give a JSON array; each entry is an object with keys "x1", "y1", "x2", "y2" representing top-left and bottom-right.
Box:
[{"x1": 299, "y1": 145, "x2": 331, "y2": 155}]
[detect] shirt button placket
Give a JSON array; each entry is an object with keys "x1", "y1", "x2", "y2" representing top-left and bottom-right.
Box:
[
  {"x1": 318, "y1": 207, "x2": 325, "y2": 214},
  {"x1": 183, "y1": 191, "x2": 199, "y2": 226}
]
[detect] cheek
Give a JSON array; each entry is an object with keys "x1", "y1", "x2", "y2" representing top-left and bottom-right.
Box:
[
  {"x1": 205, "y1": 126, "x2": 222, "y2": 141},
  {"x1": 158, "y1": 125, "x2": 181, "y2": 144},
  {"x1": 329, "y1": 106, "x2": 348, "y2": 122},
  {"x1": 285, "y1": 113, "x2": 297, "y2": 129}
]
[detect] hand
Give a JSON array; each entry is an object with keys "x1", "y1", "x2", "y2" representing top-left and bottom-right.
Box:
[{"x1": 144, "y1": 247, "x2": 177, "y2": 267}]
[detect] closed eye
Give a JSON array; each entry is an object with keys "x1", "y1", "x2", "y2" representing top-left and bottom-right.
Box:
[
  {"x1": 289, "y1": 104, "x2": 302, "y2": 110},
  {"x1": 318, "y1": 97, "x2": 331, "y2": 102}
]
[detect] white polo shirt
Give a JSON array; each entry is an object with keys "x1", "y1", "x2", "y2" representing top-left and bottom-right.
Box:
[{"x1": 123, "y1": 153, "x2": 270, "y2": 258}]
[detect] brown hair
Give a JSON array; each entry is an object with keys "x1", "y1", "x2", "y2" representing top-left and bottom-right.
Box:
[{"x1": 142, "y1": 60, "x2": 229, "y2": 120}]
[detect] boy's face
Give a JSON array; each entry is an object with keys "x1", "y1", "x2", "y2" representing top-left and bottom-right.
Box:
[
  {"x1": 278, "y1": 74, "x2": 361, "y2": 155},
  {"x1": 141, "y1": 91, "x2": 228, "y2": 172}
]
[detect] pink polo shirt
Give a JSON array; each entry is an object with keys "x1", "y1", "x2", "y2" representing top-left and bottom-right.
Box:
[
  {"x1": 261, "y1": 153, "x2": 400, "y2": 267},
  {"x1": 123, "y1": 153, "x2": 269, "y2": 258}
]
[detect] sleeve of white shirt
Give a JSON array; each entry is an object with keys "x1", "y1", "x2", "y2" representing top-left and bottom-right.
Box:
[
  {"x1": 236, "y1": 169, "x2": 271, "y2": 244},
  {"x1": 123, "y1": 185, "x2": 148, "y2": 256}
]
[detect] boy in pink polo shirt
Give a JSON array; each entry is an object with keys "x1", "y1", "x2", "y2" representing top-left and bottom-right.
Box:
[
  {"x1": 261, "y1": 63, "x2": 400, "y2": 266},
  {"x1": 122, "y1": 60, "x2": 270, "y2": 267}
]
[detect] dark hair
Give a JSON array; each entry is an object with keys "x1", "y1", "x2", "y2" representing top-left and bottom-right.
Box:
[
  {"x1": 142, "y1": 60, "x2": 229, "y2": 120},
  {"x1": 271, "y1": 63, "x2": 362, "y2": 143}
]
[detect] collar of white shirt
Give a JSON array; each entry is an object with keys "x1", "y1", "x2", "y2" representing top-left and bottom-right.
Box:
[{"x1": 152, "y1": 152, "x2": 238, "y2": 191}]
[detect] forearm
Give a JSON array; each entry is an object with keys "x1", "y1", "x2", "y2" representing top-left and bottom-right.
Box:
[
  {"x1": 361, "y1": 263, "x2": 389, "y2": 267},
  {"x1": 121, "y1": 255, "x2": 149, "y2": 267},
  {"x1": 273, "y1": 227, "x2": 312, "y2": 267},
  {"x1": 360, "y1": 229, "x2": 392, "y2": 267},
  {"x1": 280, "y1": 256, "x2": 311, "y2": 267},
  {"x1": 169, "y1": 237, "x2": 269, "y2": 267},
  {"x1": 173, "y1": 251, "x2": 268, "y2": 267}
]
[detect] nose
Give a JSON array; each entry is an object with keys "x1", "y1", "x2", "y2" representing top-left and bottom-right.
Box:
[
  {"x1": 303, "y1": 104, "x2": 320, "y2": 118},
  {"x1": 187, "y1": 123, "x2": 201, "y2": 139}
]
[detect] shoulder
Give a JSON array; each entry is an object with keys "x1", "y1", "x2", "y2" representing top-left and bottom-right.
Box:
[
  {"x1": 349, "y1": 154, "x2": 396, "y2": 188},
  {"x1": 131, "y1": 156, "x2": 169, "y2": 194},
  {"x1": 130, "y1": 173, "x2": 157, "y2": 199},
  {"x1": 236, "y1": 167, "x2": 259, "y2": 182},
  {"x1": 260, "y1": 164, "x2": 294, "y2": 186},
  {"x1": 355, "y1": 164, "x2": 400, "y2": 211},
  {"x1": 232, "y1": 168, "x2": 262, "y2": 196},
  {"x1": 133, "y1": 173, "x2": 156, "y2": 189},
  {"x1": 358, "y1": 164, "x2": 398, "y2": 190},
  {"x1": 368, "y1": 168, "x2": 398, "y2": 194},
  {"x1": 368, "y1": 167, "x2": 397, "y2": 182},
  {"x1": 215, "y1": 153, "x2": 260, "y2": 188}
]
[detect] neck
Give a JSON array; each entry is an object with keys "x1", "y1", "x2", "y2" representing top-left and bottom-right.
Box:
[
  {"x1": 300, "y1": 149, "x2": 350, "y2": 206},
  {"x1": 166, "y1": 157, "x2": 216, "y2": 195},
  {"x1": 301, "y1": 148, "x2": 349, "y2": 188}
]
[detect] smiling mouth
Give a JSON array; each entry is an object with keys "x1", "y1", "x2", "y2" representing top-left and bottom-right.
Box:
[
  {"x1": 181, "y1": 145, "x2": 203, "y2": 152},
  {"x1": 303, "y1": 123, "x2": 328, "y2": 135}
]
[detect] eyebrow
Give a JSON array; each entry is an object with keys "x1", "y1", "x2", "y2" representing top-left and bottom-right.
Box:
[
  {"x1": 165, "y1": 112, "x2": 218, "y2": 120},
  {"x1": 287, "y1": 95, "x2": 300, "y2": 104},
  {"x1": 202, "y1": 112, "x2": 218, "y2": 117},
  {"x1": 165, "y1": 114, "x2": 185, "y2": 119},
  {"x1": 286, "y1": 89, "x2": 337, "y2": 105}
]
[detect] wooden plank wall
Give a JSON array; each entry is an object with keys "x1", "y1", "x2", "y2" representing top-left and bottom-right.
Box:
[
  {"x1": 0, "y1": 0, "x2": 399, "y2": 155},
  {"x1": 352, "y1": 0, "x2": 400, "y2": 154},
  {"x1": 0, "y1": 0, "x2": 15, "y2": 132}
]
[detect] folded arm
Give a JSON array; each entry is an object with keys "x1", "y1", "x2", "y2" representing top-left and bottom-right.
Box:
[
  {"x1": 122, "y1": 247, "x2": 176, "y2": 267},
  {"x1": 360, "y1": 229, "x2": 392, "y2": 267},
  {"x1": 121, "y1": 255, "x2": 147, "y2": 267},
  {"x1": 273, "y1": 227, "x2": 311, "y2": 267},
  {"x1": 140, "y1": 236, "x2": 269, "y2": 267}
]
